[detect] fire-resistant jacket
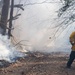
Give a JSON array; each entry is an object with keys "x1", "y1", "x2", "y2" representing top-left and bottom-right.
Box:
[{"x1": 70, "y1": 31, "x2": 75, "y2": 51}]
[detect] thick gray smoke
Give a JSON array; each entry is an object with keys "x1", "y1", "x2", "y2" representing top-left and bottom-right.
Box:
[
  {"x1": 0, "y1": 34, "x2": 26, "y2": 62},
  {"x1": 12, "y1": 0, "x2": 74, "y2": 53}
]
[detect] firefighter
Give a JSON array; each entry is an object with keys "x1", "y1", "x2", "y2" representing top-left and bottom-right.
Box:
[{"x1": 66, "y1": 31, "x2": 75, "y2": 68}]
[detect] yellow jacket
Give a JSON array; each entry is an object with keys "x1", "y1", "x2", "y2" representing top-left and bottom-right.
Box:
[{"x1": 70, "y1": 31, "x2": 75, "y2": 51}]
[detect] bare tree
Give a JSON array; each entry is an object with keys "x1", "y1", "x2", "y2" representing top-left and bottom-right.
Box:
[
  {"x1": 51, "y1": 0, "x2": 75, "y2": 38},
  {"x1": 58, "y1": 0, "x2": 75, "y2": 24}
]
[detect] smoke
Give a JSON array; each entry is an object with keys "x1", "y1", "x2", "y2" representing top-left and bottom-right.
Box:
[
  {"x1": 0, "y1": 34, "x2": 26, "y2": 62},
  {"x1": 0, "y1": 0, "x2": 73, "y2": 65},
  {"x1": 12, "y1": 0, "x2": 74, "y2": 53}
]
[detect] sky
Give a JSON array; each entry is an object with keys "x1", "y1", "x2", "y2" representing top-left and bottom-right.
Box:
[{"x1": 12, "y1": 0, "x2": 75, "y2": 53}]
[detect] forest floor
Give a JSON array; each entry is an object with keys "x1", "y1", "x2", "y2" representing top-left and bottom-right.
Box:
[{"x1": 0, "y1": 52, "x2": 75, "y2": 75}]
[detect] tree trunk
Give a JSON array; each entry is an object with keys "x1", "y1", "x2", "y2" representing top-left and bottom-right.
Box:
[
  {"x1": 0, "y1": 0, "x2": 10, "y2": 35},
  {"x1": 8, "y1": 0, "x2": 14, "y2": 39}
]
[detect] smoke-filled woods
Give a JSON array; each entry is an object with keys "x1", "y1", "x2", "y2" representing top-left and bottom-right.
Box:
[
  {"x1": 7, "y1": 0, "x2": 75, "y2": 53},
  {"x1": 0, "y1": 0, "x2": 75, "y2": 53},
  {"x1": 0, "y1": 0, "x2": 74, "y2": 74}
]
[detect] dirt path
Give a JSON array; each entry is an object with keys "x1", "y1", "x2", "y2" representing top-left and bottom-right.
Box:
[{"x1": 0, "y1": 52, "x2": 75, "y2": 75}]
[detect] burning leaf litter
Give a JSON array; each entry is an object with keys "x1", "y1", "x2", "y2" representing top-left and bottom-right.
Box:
[{"x1": 0, "y1": 34, "x2": 26, "y2": 62}]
